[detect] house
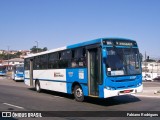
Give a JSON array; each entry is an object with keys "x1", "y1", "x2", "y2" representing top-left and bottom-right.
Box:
[
  {"x1": 0, "y1": 50, "x2": 5, "y2": 54},
  {"x1": 142, "y1": 61, "x2": 160, "y2": 73},
  {"x1": 142, "y1": 61, "x2": 160, "y2": 80},
  {"x1": 2, "y1": 58, "x2": 24, "y2": 70}
]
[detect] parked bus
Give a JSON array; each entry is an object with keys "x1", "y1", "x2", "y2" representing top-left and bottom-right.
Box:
[
  {"x1": 0, "y1": 65, "x2": 7, "y2": 76},
  {"x1": 12, "y1": 64, "x2": 24, "y2": 81},
  {"x1": 24, "y1": 38, "x2": 143, "y2": 102}
]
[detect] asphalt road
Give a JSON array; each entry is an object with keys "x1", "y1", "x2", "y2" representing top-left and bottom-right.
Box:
[{"x1": 0, "y1": 76, "x2": 160, "y2": 120}]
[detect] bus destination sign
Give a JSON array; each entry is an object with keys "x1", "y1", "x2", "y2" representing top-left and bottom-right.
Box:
[
  {"x1": 103, "y1": 40, "x2": 137, "y2": 47},
  {"x1": 116, "y1": 41, "x2": 133, "y2": 46}
]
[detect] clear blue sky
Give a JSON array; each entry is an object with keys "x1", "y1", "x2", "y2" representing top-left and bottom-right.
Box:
[{"x1": 0, "y1": 0, "x2": 160, "y2": 59}]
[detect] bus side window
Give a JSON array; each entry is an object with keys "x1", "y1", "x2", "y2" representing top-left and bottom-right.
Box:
[
  {"x1": 71, "y1": 47, "x2": 86, "y2": 68},
  {"x1": 58, "y1": 50, "x2": 71, "y2": 68},
  {"x1": 48, "y1": 52, "x2": 58, "y2": 69},
  {"x1": 24, "y1": 58, "x2": 30, "y2": 70}
]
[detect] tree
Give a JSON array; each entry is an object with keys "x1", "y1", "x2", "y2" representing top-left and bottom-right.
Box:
[
  {"x1": 30, "y1": 46, "x2": 37, "y2": 53},
  {"x1": 43, "y1": 47, "x2": 48, "y2": 51},
  {"x1": 15, "y1": 52, "x2": 22, "y2": 58},
  {"x1": 30, "y1": 46, "x2": 48, "y2": 53},
  {"x1": 144, "y1": 59, "x2": 156, "y2": 62}
]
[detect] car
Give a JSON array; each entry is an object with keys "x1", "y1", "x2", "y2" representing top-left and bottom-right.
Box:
[
  {"x1": 142, "y1": 75, "x2": 153, "y2": 82},
  {"x1": 153, "y1": 76, "x2": 160, "y2": 82}
]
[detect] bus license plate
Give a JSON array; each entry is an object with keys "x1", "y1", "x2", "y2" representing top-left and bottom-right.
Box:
[{"x1": 124, "y1": 90, "x2": 131, "y2": 93}]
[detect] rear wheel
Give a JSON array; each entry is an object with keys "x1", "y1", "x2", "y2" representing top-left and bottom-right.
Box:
[
  {"x1": 35, "y1": 80, "x2": 41, "y2": 92},
  {"x1": 73, "y1": 85, "x2": 84, "y2": 102}
]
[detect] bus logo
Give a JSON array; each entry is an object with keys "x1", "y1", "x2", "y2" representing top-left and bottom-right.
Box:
[{"x1": 54, "y1": 72, "x2": 64, "y2": 77}]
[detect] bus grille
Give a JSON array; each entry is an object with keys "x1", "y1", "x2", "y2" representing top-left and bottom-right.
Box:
[
  {"x1": 116, "y1": 85, "x2": 135, "y2": 90},
  {"x1": 111, "y1": 79, "x2": 135, "y2": 82}
]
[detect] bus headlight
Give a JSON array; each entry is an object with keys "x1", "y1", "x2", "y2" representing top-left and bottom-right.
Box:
[
  {"x1": 137, "y1": 83, "x2": 142, "y2": 87},
  {"x1": 105, "y1": 86, "x2": 116, "y2": 90}
]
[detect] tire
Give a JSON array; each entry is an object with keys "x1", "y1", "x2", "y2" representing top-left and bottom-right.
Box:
[
  {"x1": 35, "y1": 80, "x2": 41, "y2": 93},
  {"x1": 73, "y1": 85, "x2": 84, "y2": 102}
]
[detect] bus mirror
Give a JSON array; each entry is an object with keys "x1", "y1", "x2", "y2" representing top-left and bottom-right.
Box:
[
  {"x1": 102, "y1": 49, "x2": 107, "y2": 58},
  {"x1": 102, "y1": 49, "x2": 107, "y2": 62}
]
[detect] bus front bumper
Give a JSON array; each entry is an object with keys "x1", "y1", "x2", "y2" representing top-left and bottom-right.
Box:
[
  {"x1": 104, "y1": 84, "x2": 143, "y2": 98},
  {"x1": 15, "y1": 77, "x2": 24, "y2": 80},
  {"x1": 0, "y1": 73, "x2": 7, "y2": 76}
]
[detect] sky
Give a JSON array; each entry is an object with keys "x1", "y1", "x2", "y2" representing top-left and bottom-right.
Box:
[{"x1": 0, "y1": 0, "x2": 160, "y2": 59}]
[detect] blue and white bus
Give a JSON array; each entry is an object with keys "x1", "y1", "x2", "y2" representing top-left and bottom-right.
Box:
[
  {"x1": 0, "y1": 65, "x2": 7, "y2": 76},
  {"x1": 24, "y1": 38, "x2": 143, "y2": 102},
  {"x1": 12, "y1": 64, "x2": 24, "y2": 81}
]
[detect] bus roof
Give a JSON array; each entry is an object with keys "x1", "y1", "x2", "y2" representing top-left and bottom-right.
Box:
[{"x1": 24, "y1": 38, "x2": 135, "y2": 58}]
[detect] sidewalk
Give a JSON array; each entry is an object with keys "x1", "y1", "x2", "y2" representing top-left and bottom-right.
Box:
[{"x1": 134, "y1": 86, "x2": 160, "y2": 98}]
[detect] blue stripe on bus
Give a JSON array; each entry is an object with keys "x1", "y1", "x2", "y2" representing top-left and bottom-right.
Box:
[{"x1": 25, "y1": 78, "x2": 66, "y2": 83}]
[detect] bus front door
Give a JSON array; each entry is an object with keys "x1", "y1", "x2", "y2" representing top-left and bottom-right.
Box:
[{"x1": 88, "y1": 48, "x2": 99, "y2": 96}]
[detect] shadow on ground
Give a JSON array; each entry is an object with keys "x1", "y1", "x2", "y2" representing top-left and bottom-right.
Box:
[{"x1": 28, "y1": 88, "x2": 141, "y2": 107}]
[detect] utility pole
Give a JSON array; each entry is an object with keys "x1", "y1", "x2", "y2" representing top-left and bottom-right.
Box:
[
  {"x1": 144, "y1": 51, "x2": 147, "y2": 72},
  {"x1": 7, "y1": 46, "x2": 9, "y2": 71},
  {"x1": 35, "y1": 41, "x2": 39, "y2": 53}
]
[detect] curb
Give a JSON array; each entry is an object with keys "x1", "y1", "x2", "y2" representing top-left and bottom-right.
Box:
[{"x1": 133, "y1": 94, "x2": 160, "y2": 98}]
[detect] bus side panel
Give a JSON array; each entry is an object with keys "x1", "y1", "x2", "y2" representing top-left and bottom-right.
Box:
[
  {"x1": 39, "y1": 80, "x2": 67, "y2": 93},
  {"x1": 81, "y1": 84, "x2": 89, "y2": 96},
  {"x1": 98, "y1": 85, "x2": 104, "y2": 98},
  {"x1": 66, "y1": 68, "x2": 88, "y2": 83},
  {"x1": 34, "y1": 69, "x2": 67, "y2": 93},
  {"x1": 66, "y1": 83, "x2": 89, "y2": 96},
  {"x1": 66, "y1": 68, "x2": 88, "y2": 95},
  {"x1": 33, "y1": 69, "x2": 66, "y2": 81}
]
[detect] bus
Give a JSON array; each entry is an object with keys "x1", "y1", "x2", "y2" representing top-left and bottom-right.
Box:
[
  {"x1": 12, "y1": 64, "x2": 24, "y2": 81},
  {"x1": 0, "y1": 65, "x2": 7, "y2": 76},
  {"x1": 24, "y1": 38, "x2": 143, "y2": 102}
]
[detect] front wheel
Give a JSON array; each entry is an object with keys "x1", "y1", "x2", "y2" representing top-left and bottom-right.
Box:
[
  {"x1": 73, "y1": 85, "x2": 84, "y2": 102},
  {"x1": 35, "y1": 80, "x2": 41, "y2": 93}
]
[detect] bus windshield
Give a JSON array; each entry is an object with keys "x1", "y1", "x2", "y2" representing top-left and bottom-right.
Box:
[
  {"x1": 0, "y1": 66, "x2": 6, "y2": 71},
  {"x1": 16, "y1": 67, "x2": 24, "y2": 73},
  {"x1": 106, "y1": 47, "x2": 141, "y2": 76}
]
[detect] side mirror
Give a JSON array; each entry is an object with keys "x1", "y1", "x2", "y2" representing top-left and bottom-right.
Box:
[{"x1": 102, "y1": 49, "x2": 107, "y2": 62}]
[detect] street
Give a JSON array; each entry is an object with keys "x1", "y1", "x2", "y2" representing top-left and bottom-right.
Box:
[{"x1": 0, "y1": 76, "x2": 160, "y2": 119}]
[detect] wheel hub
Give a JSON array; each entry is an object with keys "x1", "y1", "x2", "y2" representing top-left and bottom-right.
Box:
[{"x1": 76, "y1": 88, "x2": 82, "y2": 97}]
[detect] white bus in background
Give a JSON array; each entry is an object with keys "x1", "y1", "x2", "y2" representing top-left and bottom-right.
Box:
[
  {"x1": 12, "y1": 64, "x2": 24, "y2": 81},
  {"x1": 142, "y1": 72, "x2": 158, "y2": 81}
]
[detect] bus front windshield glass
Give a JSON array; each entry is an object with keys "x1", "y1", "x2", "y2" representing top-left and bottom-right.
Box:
[
  {"x1": 16, "y1": 67, "x2": 24, "y2": 73},
  {"x1": 0, "y1": 67, "x2": 6, "y2": 71},
  {"x1": 106, "y1": 47, "x2": 141, "y2": 76}
]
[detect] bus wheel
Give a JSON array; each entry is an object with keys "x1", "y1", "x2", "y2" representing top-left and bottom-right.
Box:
[
  {"x1": 74, "y1": 85, "x2": 84, "y2": 102},
  {"x1": 35, "y1": 80, "x2": 41, "y2": 93}
]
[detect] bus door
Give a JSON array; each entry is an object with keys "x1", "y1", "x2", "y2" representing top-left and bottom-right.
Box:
[
  {"x1": 29, "y1": 59, "x2": 33, "y2": 86},
  {"x1": 87, "y1": 47, "x2": 100, "y2": 96}
]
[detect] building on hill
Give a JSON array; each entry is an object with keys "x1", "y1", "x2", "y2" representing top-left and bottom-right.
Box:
[{"x1": 2, "y1": 58, "x2": 24, "y2": 70}]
